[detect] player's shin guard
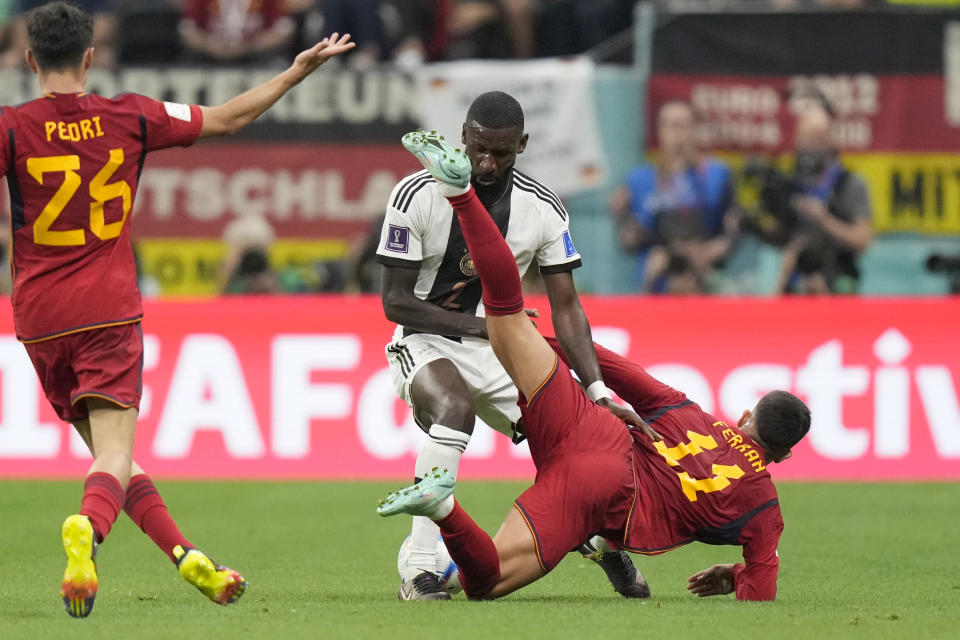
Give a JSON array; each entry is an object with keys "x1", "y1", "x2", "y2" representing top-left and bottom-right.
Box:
[
  {"x1": 80, "y1": 472, "x2": 124, "y2": 543},
  {"x1": 409, "y1": 425, "x2": 470, "y2": 575},
  {"x1": 435, "y1": 500, "x2": 501, "y2": 598},
  {"x1": 124, "y1": 474, "x2": 192, "y2": 563},
  {"x1": 447, "y1": 189, "x2": 524, "y2": 316}
]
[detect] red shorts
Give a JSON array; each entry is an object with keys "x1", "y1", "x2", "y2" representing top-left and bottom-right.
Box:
[
  {"x1": 24, "y1": 322, "x2": 144, "y2": 422},
  {"x1": 513, "y1": 356, "x2": 637, "y2": 572}
]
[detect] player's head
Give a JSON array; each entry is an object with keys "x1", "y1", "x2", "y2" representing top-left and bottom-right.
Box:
[
  {"x1": 656, "y1": 100, "x2": 698, "y2": 159},
  {"x1": 462, "y1": 91, "x2": 528, "y2": 193},
  {"x1": 25, "y1": 2, "x2": 94, "y2": 75},
  {"x1": 738, "y1": 390, "x2": 811, "y2": 463}
]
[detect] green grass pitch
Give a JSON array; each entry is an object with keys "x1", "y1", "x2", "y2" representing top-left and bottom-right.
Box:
[{"x1": 0, "y1": 481, "x2": 957, "y2": 639}]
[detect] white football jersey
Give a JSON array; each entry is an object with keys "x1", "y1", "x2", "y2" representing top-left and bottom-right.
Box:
[{"x1": 376, "y1": 169, "x2": 582, "y2": 329}]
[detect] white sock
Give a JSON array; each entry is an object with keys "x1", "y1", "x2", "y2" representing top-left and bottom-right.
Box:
[
  {"x1": 591, "y1": 535, "x2": 613, "y2": 553},
  {"x1": 438, "y1": 183, "x2": 470, "y2": 198},
  {"x1": 406, "y1": 424, "x2": 470, "y2": 576},
  {"x1": 430, "y1": 495, "x2": 455, "y2": 520}
]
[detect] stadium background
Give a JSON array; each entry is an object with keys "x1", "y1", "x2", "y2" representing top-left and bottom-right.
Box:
[{"x1": 0, "y1": 2, "x2": 958, "y2": 480}]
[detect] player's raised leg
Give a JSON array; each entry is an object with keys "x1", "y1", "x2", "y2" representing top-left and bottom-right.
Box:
[{"x1": 400, "y1": 130, "x2": 558, "y2": 400}]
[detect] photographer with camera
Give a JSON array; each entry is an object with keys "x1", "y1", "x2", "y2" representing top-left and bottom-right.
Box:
[
  {"x1": 758, "y1": 94, "x2": 873, "y2": 295},
  {"x1": 611, "y1": 100, "x2": 738, "y2": 294}
]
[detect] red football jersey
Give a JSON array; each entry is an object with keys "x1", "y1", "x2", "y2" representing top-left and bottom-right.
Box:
[
  {"x1": 0, "y1": 92, "x2": 202, "y2": 342},
  {"x1": 614, "y1": 362, "x2": 782, "y2": 601},
  {"x1": 549, "y1": 338, "x2": 785, "y2": 601}
]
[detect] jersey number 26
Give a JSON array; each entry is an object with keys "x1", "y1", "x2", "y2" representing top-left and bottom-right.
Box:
[{"x1": 26, "y1": 149, "x2": 131, "y2": 246}]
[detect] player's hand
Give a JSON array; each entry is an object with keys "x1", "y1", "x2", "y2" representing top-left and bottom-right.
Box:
[
  {"x1": 597, "y1": 399, "x2": 662, "y2": 442},
  {"x1": 525, "y1": 308, "x2": 539, "y2": 328},
  {"x1": 687, "y1": 564, "x2": 736, "y2": 597},
  {"x1": 291, "y1": 33, "x2": 356, "y2": 79}
]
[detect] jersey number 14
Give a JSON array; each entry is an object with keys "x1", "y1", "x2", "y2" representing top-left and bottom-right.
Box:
[{"x1": 27, "y1": 149, "x2": 131, "y2": 246}]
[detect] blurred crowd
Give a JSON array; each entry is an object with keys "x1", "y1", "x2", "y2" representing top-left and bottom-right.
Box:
[
  {"x1": 0, "y1": 1, "x2": 638, "y2": 69},
  {"x1": 2, "y1": 0, "x2": 950, "y2": 71},
  {"x1": 612, "y1": 90, "x2": 874, "y2": 295}
]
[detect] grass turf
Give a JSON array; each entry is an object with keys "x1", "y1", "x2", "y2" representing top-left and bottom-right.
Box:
[{"x1": 0, "y1": 481, "x2": 957, "y2": 639}]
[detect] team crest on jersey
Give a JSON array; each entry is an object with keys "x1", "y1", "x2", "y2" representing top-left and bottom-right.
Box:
[
  {"x1": 385, "y1": 225, "x2": 410, "y2": 253},
  {"x1": 562, "y1": 230, "x2": 577, "y2": 258},
  {"x1": 459, "y1": 252, "x2": 477, "y2": 277}
]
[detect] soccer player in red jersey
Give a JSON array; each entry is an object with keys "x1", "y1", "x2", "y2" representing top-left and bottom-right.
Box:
[
  {"x1": 378, "y1": 130, "x2": 812, "y2": 602},
  {"x1": 0, "y1": 2, "x2": 354, "y2": 618}
]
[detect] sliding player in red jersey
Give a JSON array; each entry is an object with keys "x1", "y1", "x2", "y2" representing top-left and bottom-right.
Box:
[
  {"x1": 378, "y1": 130, "x2": 812, "y2": 601},
  {"x1": 0, "y1": 2, "x2": 354, "y2": 618}
]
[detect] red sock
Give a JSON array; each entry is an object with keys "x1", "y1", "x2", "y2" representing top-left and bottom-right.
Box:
[
  {"x1": 436, "y1": 500, "x2": 501, "y2": 598},
  {"x1": 124, "y1": 474, "x2": 192, "y2": 563},
  {"x1": 448, "y1": 188, "x2": 524, "y2": 316},
  {"x1": 80, "y1": 472, "x2": 125, "y2": 543}
]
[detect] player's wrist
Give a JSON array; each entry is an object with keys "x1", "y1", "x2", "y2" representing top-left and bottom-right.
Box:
[
  {"x1": 282, "y1": 67, "x2": 305, "y2": 87},
  {"x1": 587, "y1": 381, "x2": 613, "y2": 403}
]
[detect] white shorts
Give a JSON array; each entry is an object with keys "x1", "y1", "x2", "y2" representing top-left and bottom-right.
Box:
[{"x1": 385, "y1": 330, "x2": 521, "y2": 439}]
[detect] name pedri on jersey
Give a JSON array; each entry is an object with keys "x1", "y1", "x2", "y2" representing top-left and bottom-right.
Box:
[{"x1": 0, "y1": 93, "x2": 202, "y2": 342}]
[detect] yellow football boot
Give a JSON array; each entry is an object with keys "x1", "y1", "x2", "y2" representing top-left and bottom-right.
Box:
[
  {"x1": 60, "y1": 514, "x2": 98, "y2": 618},
  {"x1": 174, "y1": 545, "x2": 247, "y2": 605}
]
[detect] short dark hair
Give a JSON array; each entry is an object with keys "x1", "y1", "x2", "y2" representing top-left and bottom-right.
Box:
[
  {"x1": 754, "y1": 391, "x2": 811, "y2": 451},
  {"x1": 465, "y1": 91, "x2": 524, "y2": 130},
  {"x1": 26, "y1": 2, "x2": 93, "y2": 71}
]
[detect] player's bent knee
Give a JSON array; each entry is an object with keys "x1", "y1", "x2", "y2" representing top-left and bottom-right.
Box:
[{"x1": 416, "y1": 392, "x2": 476, "y2": 432}]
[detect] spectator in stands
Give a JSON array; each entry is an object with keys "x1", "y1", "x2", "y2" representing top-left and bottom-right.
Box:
[
  {"x1": 445, "y1": 0, "x2": 536, "y2": 60},
  {"x1": 1, "y1": 0, "x2": 116, "y2": 68},
  {"x1": 537, "y1": 0, "x2": 634, "y2": 58},
  {"x1": 770, "y1": 93, "x2": 873, "y2": 295},
  {"x1": 314, "y1": 0, "x2": 386, "y2": 68},
  {"x1": 611, "y1": 100, "x2": 738, "y2": 293},
  {"x1": 220, "y1": 215, "x2": 278, "y2": 294},
  {"x1": 381, "y1": 0, "x2": 449, "y2": 66},
  {"x1": 179, "y1": 0, "x2": 294, "y2": 65},
  {"x1": 223, "y1": 247, "x2": 284, "y2": 295}
]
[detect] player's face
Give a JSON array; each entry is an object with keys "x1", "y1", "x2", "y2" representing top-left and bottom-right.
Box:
[{"x1": 462, "y1": 122, "x2": 528, "y2": 188}]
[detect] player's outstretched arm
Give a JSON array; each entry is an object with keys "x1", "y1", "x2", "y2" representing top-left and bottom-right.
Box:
[{"x1": 198, "y1": 33, "x2": 355, "y2": 139}]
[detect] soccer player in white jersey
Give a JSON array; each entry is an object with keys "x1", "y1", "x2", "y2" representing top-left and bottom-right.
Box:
[{"x1": 376, "y1": 91, "x2": 650, "y2": 600}]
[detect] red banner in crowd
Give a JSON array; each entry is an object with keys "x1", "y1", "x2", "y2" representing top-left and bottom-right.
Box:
[
  {"x1": 649, "y1": 73, "x2": 960, "y2": 153},
  {"x1": 132, "y1": 143, "x2": 421, "y2": 239},
  {"x1": 0, "y1": 297, "x2": 957, "y2": 480}
]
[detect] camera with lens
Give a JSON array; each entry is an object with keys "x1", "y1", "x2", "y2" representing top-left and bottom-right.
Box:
[
  {"x1": 926, "y1": 253, "x2": 960, "y2": 293},
  {"x1": 739, "y1": 159, "x2": 802, "y2": 246}
]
